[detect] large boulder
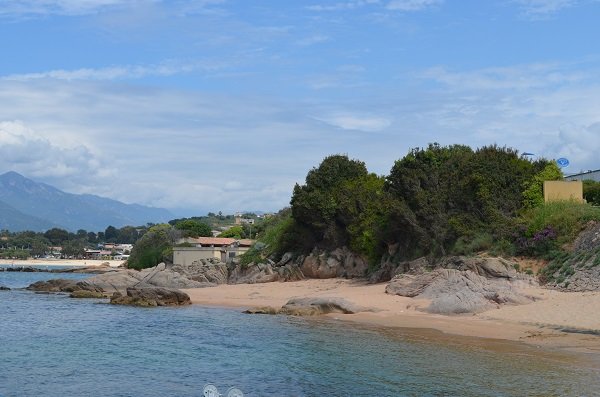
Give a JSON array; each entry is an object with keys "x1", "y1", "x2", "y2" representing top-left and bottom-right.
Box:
[
  {"x1": 0, "y1": 285, "x2": 10, "y2": 291},
  {"x1": 300, "y1": 247, "x2": 368, "y2": 279},
  {"x1": 386, "y1": 268, "x2": 535, "y2": 314},
  {"x1": 439, "y1": 256, "x2": 518, "y2": 279},
  {"x1": 26, "y1": 279, "x2": 83, "y2": 292},
  {"x1": 110, "y1": 287, "x2": 191, "y2": 307},
  {"x1": 245, "y1": 297, "x2": 367, "y2": 316}
]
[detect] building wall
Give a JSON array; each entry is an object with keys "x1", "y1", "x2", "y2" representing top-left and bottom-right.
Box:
[
  {"x1": 172, "y1": 246, "x2": 252, "y2": 265},
  {"x1": 173, "y1": 247, "x2": 221, "y2": 265},
  {"x1": 543, "y1": 180, "x2": 584, "y2": 203}
]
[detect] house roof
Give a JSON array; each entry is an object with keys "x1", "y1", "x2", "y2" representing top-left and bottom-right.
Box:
[
  {"x1": 193, "y1": 237, "x2": 236, "y2": 246},
  {"x1": 237, "y1": 239, "x2": 255, "y2": 247}
]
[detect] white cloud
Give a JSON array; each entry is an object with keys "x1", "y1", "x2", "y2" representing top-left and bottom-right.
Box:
[
  {"x1": 0, "y1": 120, "x2": 114, "y2": 184},
  {"x1": 421, "y1": 63, "x2": 588, "y2": 91},
  {"x1": 314, "y1": 113, "x2": 392, "y2": 132},
  {"x1": 0, "y1": 0, "x2": 225, "y2": 18},
  {"x1": 386, "y1": 0, "x2": 442, "y2": 11},
  {"x1": 296, "y1": 35, "x2": 331, "y2": 46},
  {"x1": 1, "y1": 60, "x2": 225, "y2": 82},
  {"x1": 307, "y1": 0, "x2": 381, "y2": 12},
  {"x1": 514, "y1": 0, "x2": 577, "y2": 18}
]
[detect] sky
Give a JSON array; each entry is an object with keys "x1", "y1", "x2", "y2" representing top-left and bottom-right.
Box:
[{"x1": 1, "y1": 0, "x2": 600, "y2": 216}]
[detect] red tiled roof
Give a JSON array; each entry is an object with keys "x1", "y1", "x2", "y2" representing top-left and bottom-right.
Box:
[{"x1": 193, "y1": 237, "x2": 236, "y2": 246}]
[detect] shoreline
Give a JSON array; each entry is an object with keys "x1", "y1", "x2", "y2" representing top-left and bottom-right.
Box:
[
  {"x1": 0, "y1": 259, "x2": 125, "y2": 268},
  {"x1": 182, "y1": 279, "x2": 600, "y2": 353}
]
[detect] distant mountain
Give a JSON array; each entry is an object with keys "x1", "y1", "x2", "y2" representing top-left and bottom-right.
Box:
[
  {"x1": 0, "y1": 171, "x2": 173, "y2": 232},
  {"x1": 0, "y1": 199, "x2": 59, "y2": 232}
]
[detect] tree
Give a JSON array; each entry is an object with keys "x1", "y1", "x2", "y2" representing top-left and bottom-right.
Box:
[
  {"x1": 127, "y1": 224, "x2": 181, "y2": 270},
  {"x1": 218, "y1": 226, "x2": 245, "y2": 239},
  {"x1": 583, "y1": 180, "x2": 600, "y2": 205},
  {"x1": 44, "y1": 228, "x2": 70, "y2": 245},
  {"x1": 174, "y1": 220, "x2": 212, "y2": 238},
  {"x1": 104, "y1": 225, "x2": 118, "y2": 242},
  {"x1": 522, "y1": 163, "x2": 563, "y2": 209}
]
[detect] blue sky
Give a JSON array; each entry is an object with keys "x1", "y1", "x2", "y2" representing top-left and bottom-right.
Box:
[{"x1": 1, "y1": 0, "x2": 599, "y2": 215}]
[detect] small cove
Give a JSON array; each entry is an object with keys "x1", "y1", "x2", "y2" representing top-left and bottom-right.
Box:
[{"x1": 1, "y1": 271, "x2": 599, "y2": 397}]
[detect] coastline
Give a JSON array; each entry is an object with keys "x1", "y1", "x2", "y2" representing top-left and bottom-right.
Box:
[
  {"x1": 182, "y1": 279, "x2": 600, "y2": 353},
  {"x1": 0, "y1": 259, "x2": 125, "y2": 268}
]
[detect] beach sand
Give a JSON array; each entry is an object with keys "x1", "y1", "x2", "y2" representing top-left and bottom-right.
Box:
[
  {"x1": 183, "y1": 279, "x2": 600, "y2": 352},
  {"x1": 0, "y1": 259, "x2": 125, "y2": 268}
]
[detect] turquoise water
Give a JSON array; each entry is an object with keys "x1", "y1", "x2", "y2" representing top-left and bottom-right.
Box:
[{"x1": 1, "y1": 272, "x2": 600, "y2": 397}]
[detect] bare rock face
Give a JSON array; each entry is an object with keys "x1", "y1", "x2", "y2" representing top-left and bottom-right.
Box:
[
  {"x1": 70, "y1": 290, "x2": 106, "y2": 299},
  {"x1": 369, "y1": 257, "x2": 430, "y2": 283},
  {"x1": 172, "y1": 260, "x2": 229, "y2": 285},
  {"x1": 300, "y1": 247, "x2": 368, "y2": 279},
  {"x1": 386, "y1": 268, "x2": 535, "y2": 314},
  {"x1": 110, "y1": 287, "x2": 191, "y2": 307},
  {"x1": 228, "y1": 262, "x2": 305, "y2": 284},
  {"x1": 440, "y1": 256, "x2": 518, "y2": 279}
]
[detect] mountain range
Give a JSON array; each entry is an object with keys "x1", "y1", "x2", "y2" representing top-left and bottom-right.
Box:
[{"x1": 0, "y1": 171, "x2": 173, "y2": 232}]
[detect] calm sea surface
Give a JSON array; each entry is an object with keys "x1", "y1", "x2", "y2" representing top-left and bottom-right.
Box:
[{"x1": 1, "y1": 270, "x2": 599, "y2": 397}]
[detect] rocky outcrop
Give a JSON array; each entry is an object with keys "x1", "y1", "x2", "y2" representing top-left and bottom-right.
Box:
[
  {"x1": 439, "y1": 256, "x2": 519, "y2": 279},
  {"x1": 245, "y1": 297, "x2": 367, "y2": 316},
  {"x1": 70, "y1": 290, "x2": 106, "y2": 299},
  {"x1": 110, "y1": 287, "x2": 191, "y2": 307},
  {"x1": 0, "y1": 285, "x2": 10, "y2": 291},
  {"x1": 369, "y1": 257, "x2": 430, "y2": 283},
  {"x1": 228, "y1": 262, "x2": 304, "y2": 284},
  {"x1": 386, "y1": 268, "x2": 535, "y2": 314},
  {"x1": 27, "y1": 278, "x2": 84, "y2": 292},
  {"x1": 300, "y1": 247, "x2": 368, "y2": 279},
  {"x1": 173, "y1": 259, "x2": 229, "y2": 285}
]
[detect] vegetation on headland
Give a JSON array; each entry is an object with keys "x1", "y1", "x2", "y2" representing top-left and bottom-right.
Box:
[{"x1": 243, "y1": 144, "x2": 600, "y2": 276}]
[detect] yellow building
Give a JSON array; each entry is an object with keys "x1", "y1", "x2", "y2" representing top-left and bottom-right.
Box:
[{"x1": 543, "y1": 180, "x2": 584, "y2": 203}]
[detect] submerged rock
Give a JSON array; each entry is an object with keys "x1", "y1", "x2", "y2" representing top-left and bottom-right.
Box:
[
  {"x1": 26, "y1": 279, "x2": 81, "y2": 292},
  {"x1": 110, "y1": 287, "x2": 191, "y2": 307}
]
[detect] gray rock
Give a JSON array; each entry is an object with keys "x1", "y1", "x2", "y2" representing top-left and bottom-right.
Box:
[
  {"x1": 70, "y1": 290, "x2": 106, "y2": 299},
  {"x1": 0, "y1": 285, "x2": 10, "y2": 291},
  {"x1": 369, "y1": 257, "x2": 431, "y2": 283},
  {"x1": 26, "y1": 279, "x2": 81, "y2": 292},
  {"x1": 170, "y1": 260, "x2": 229, "y2": 285},
  {"x1": 280, "y1": 297, "x2": 365, "y2": 315},
  {"x1": 386, "y1": 268, "x2": 535, "y2": 314},
  {"x1": 228, "y1": 262, "x2": 280, "y2": 284},
  {"x1": 110, "y1": 287, "x2": 191, "y2": 307},
  {"x1": 440, "y1": 256, "x2": 518, "y2": 279},
  {"x1": 300, "y1": 247, "x2": 368, "y2": 279},
  {"x1": 245, "y1": 297, "x2": 367, "y2": 316}
]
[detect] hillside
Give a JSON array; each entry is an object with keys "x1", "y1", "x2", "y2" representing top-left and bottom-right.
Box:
[{"x1": 0, "y1": 171, "x2": 173, "y2": 231}]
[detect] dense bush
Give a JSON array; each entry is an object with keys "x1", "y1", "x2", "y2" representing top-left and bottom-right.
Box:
[{"x1": 127, "y1": 224, "x2": 180, "y2": 270}]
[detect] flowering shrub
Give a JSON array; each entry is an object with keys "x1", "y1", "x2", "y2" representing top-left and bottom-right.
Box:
[{"x1": 515, "y1": 225, "x2": 557, "y2": 256}]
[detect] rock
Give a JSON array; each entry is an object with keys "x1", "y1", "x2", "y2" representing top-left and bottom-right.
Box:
[
  {"x1": 369, "y1": 257, "x2": 431, "y2": 283},
  {"x1": 275, "y1": 263, "x2": 305, "y2": 282},
  {"x1": 386, "y1": 268, "x2": 535, "y2": 314},
  {"x1": 0, "y1": 285, "x2": 10, "y2": 291},
  {"x1": 243, "y1": 306, "x2": 280, "y2": 315},
  {"x1": 174, "y1": 260, "x2": 229, "y2": 285},
  {"x1": 70, "y1": 290, "x2": 106, "y2": 299},
  {"x1": 439, "y1": 256, "x2": 518, "y2": 279},
  {"x1": 26, "y1": 279, "x2": 81, "y2": 292},
  {"x1": 228, "y1": 262, "x2": 280, "y2": 284},
  {"x1": 300, "y1": 247, "x2": 368, "y2": 279},
  {"x1": 280, "y1": 297, "x2": 365, "y2": 316},
  {"x1": 110, "y1": 287, "x2": 191, "y2": 307}
]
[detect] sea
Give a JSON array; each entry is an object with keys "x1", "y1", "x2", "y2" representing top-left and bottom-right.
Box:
[{"x1": 1, "y1": 267, "x2": 600, "y2": 397}]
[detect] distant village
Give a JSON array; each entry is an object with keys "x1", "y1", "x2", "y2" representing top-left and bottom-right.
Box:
[{"x1": 0, "y1": 212, "x2": 271, "y2": 262}]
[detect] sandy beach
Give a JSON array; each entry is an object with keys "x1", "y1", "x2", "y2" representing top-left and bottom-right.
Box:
[
  {"x1": 0, "y1": 259, "x2": 125, "y2": 268},
  {"x1": 183, "y1": 279, "x2": 600, "y2": 352}
]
